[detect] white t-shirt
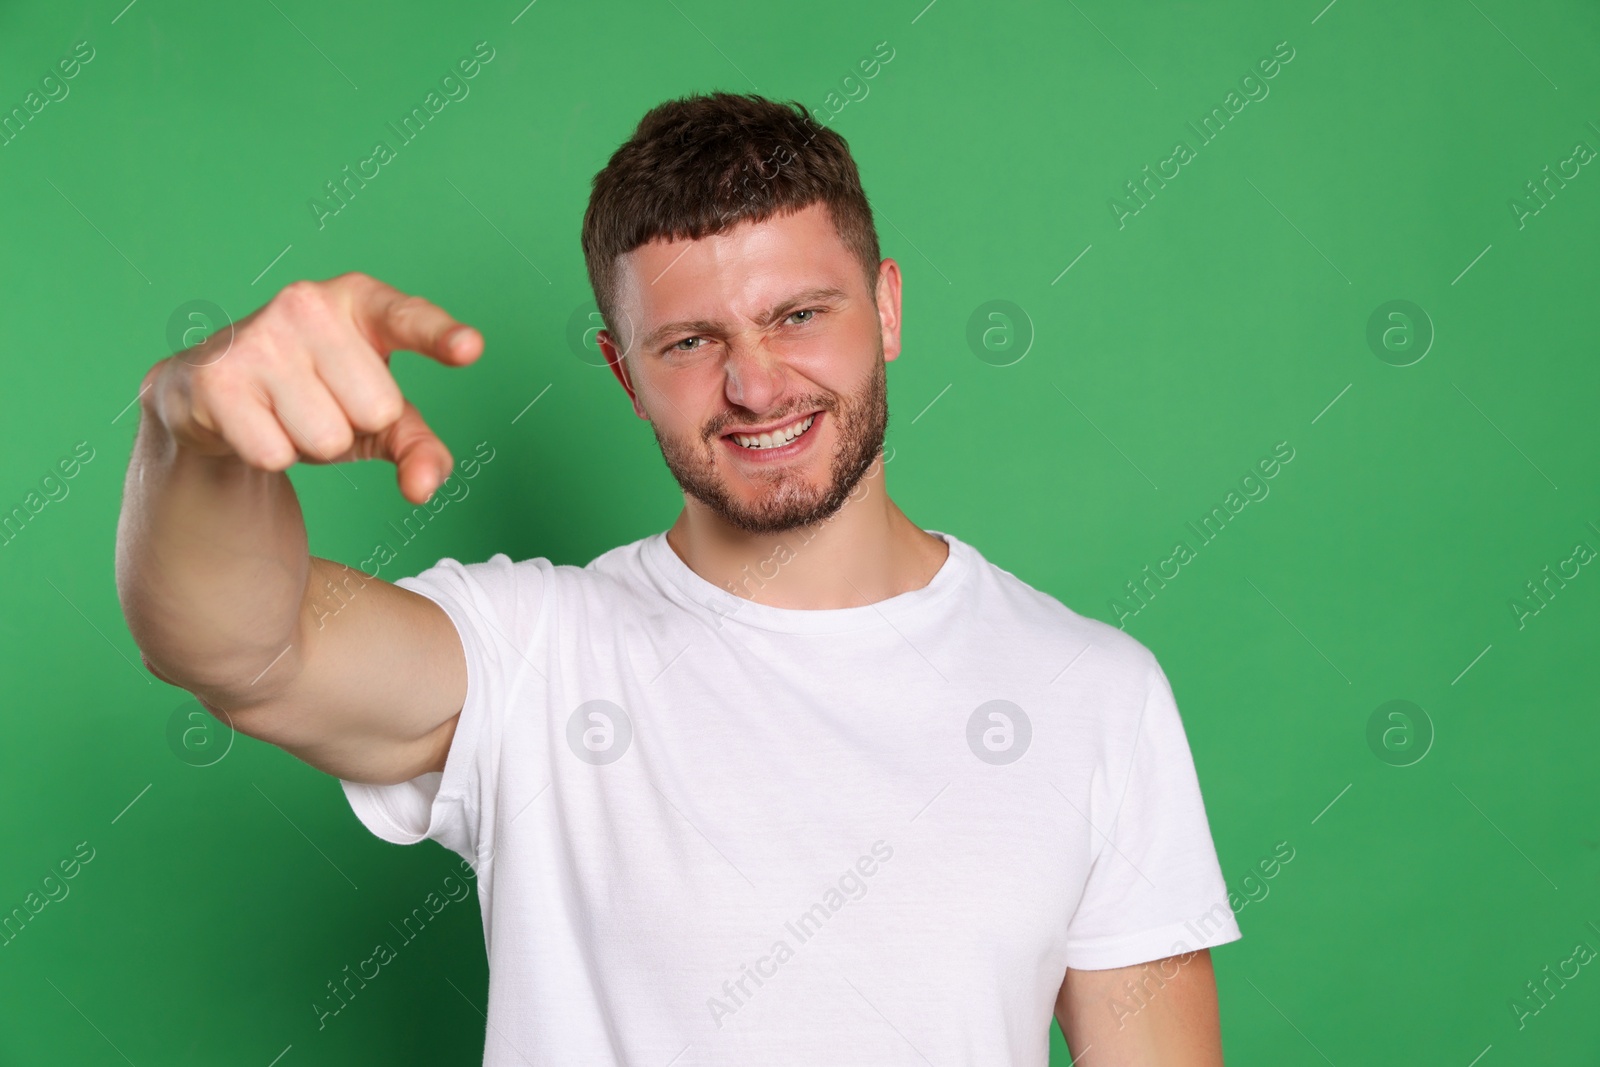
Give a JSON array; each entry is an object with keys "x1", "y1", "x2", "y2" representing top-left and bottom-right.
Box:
[{"x1": 339, "y1": 528, "x2": 1240, "y2": 1065}]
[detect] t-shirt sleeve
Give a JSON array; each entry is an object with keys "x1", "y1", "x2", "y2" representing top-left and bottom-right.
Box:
[
  {"x1": 1063, "y1": 654, "x2": 1241, "y2": 969},
  {"x1": 338, "y1": 552, "x2": 550, "y2": 873}
]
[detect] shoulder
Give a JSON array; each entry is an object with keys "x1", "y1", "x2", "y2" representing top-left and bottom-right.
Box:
[
  {"x1": 954, "y1": 534, "x2": 1163, "y2": 693},
  {"x1": 963, "y1": 538, "x2": 1158, "y2": 660},
  {"x1": 397, "y1": 551, "x2": 558, "y2": 600},
  {"x1": 581, "y1": 533, "x2": 652, "y2": 579},
  {"x1": 401, "y1": 533, "x2": 671, "y2": 619},
  {"x1": 525, "y1": 534, "x2": 678, "y2": 623}
]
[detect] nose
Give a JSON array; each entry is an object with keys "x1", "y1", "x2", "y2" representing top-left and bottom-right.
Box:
[{"x1": 721, "y1": 334, "x2": 787, "y2": 414}]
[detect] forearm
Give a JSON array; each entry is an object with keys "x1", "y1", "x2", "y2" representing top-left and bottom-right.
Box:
[{"x1": 115, "y1": 381, "x2": 309, "y2": 707}]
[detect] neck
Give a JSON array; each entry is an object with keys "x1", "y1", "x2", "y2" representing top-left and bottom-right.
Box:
[{"x1": 663, "y1": 456, "x2": 949, "y2": 610}]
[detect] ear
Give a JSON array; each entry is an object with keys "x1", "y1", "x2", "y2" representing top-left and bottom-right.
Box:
[
  {"x1": 598, "y1": 330, "x2": 649, "y2": 419},
  {"x1": 874, "y1": 258, "x2": 903, "y2": 363}
]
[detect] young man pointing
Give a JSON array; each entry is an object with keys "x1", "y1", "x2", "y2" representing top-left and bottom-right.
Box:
[{"x1": 117, "y1": 92, "x2": 1240, "y2": 1065}]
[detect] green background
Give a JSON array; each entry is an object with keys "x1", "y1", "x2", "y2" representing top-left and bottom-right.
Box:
[{"x1": 2, "y1": 0, "x2": 1597, "y2": 1062}]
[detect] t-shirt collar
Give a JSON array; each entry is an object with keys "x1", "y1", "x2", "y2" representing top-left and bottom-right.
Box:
[{"x1": 639, "y1": 526, "x2": 972, "y2": 634}]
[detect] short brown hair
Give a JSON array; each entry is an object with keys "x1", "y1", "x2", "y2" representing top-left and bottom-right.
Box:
[{"x1": 581, "y1": 91, "x2": 881, "y2": 350}]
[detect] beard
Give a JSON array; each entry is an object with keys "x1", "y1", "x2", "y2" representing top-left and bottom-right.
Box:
[{"x1": 649, "y1": 340, "x2": 889, "y2": 536}]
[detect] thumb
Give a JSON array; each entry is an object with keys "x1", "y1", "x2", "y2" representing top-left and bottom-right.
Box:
[{"x1": 376, "y1": 399, "x2": 454, "y2": 505}]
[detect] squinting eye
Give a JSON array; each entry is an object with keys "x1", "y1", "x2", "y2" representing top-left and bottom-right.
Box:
[
  {"x1": 788, "y1": 309, "x2": 817, "y2": 325},
  {"x1": 672, "y1": 337, "x2": 704, "y2": 351}
]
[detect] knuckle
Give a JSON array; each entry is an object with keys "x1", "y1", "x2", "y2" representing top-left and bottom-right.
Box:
[
  {"x1": 268, "y1": 280, "x2": 324, "y2": 322},
  {"x1": 194, "y1": 343, "x2": 263, "y2": 395},
  {"x1": 220, "y1": 418, "x2": 286, "y2": 470},
  {"x1": 391, "y1": 292, "x2": 433, "y2": 326},
  {"x1": 277, "y1": 278, "x2": 319, "y2": 304},
  {"x1": 252, "y1": 442, "x2": 296, "y2": 472},
  {"x1": 308, "y1": 420, "x2": 354, "y2": 458},
  {"x1": 365, "y1": 390, "x2": 405, "y2": 428},
  {"x1": 188, "y1": 358, "x2": 245, "y2": 407},
  {"x1": 335, "y1": 271, "x2": 387, "y2": 305}
]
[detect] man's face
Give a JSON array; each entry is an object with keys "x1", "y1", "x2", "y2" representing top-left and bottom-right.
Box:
[{"x1": 597, "y1": 201, "x2": 902, "y2": 535}]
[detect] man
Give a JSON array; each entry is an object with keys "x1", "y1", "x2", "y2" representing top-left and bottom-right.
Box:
[{"x1": 117, "y1": 91, "x2": 1240, "y2": 1065}]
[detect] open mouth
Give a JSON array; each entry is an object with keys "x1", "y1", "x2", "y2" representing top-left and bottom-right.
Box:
[{"x1": 725, "y1": 412, "x2": 819, "y2": 451}]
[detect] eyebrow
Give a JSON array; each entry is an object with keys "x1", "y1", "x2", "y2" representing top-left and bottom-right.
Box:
[{"x1": 639, "y1": 285, "x2": 850, "y2": 352}]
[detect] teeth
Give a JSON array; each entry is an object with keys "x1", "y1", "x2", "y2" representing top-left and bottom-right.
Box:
[{"x1": 734, "y1": 413, "x2": 815, "y2": 450}]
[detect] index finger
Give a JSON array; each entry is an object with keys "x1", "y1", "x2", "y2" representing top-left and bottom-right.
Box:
[{"x1": 341, "y1": 273, "x2": 483, "y2": 366}]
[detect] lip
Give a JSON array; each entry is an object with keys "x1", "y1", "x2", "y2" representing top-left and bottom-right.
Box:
[
  {"x1": 720, "y1": 410, "x2": 824, "y2": 438},
  {"x1": 719, "y1": 410, "x2": 823, "y2": 463}
]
